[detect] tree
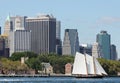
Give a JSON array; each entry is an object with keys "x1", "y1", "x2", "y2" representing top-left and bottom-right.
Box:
[
  {"x1": 10, "y1": 51, "x2": 38, "y2": 61},
  {"x1": 0, "y1": 58, "x2": 29, "y2": 74},
  {"x1": 25, "y1": 58, "x2": 42, "y2": 73},
  {"x1": 98, "y1": 58, "x2": 120, "y2": 75}
]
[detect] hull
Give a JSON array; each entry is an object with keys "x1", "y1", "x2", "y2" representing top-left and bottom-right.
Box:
[{"x1": 75, "y1": 75, "x2": 103, "y2": 78}]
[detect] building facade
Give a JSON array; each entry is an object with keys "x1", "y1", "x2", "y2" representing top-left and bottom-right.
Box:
[
  {"x1": 25, "y1": 15, "x2": 56, "y2": 54},
  {"x1": 0, "y1": 26, "x2": 1, "y2": 35},
  {"x1": 0, "y1": 35, "x2": 9, "y2": 57},
  {"x1": 4, "y1": 15, "x2": 27, "y2": 36},
  {"x1": 41, "y1": 62, "x2": 53, "y2": 74},
  {"x1": 4, "y1": 15, "x2": 30, "y2": 56},
  {"x1": 80, "y1": 44, "x2": 92, "y2": 56},
  {"x1": 9, "y1": 30, "x2": 31, "y2": 56},
  {"x1": 110, "y1": 44, "x2": 117, "y2": 60},
  {"x1": 96, "y1": 31, "x2": 111, "y2": 59},
  {"x1": 65, "y1": 63, "x2": 72, "y2": 75},
  {"x1": 4, "y1": 15, "x2": 12, "y2": 36},
  {"x1": 62, "y1": 29, "x2": 79, "y2": 55},
  {"x1": 10, "y1": 16, "x2": 27, "y2": 31},
  {"x1": 0, "y1": 37, "x2": 5, "y2": 56},
  {"x1": 56, "y1": 21, "x2": 62, "y2": 55},
  {"x1": 92, "y1": 42, "x2": 101, "y2": 58}
]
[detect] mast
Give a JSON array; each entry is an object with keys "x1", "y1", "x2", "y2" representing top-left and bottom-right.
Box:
[
  {"x1": 84, "y1": 53, "x2": 88, "y2": 76},
  {"x1": 93, "y1": 57, "x2": 96, "y2": 76}
]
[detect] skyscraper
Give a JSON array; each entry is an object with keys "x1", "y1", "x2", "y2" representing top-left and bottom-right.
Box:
[
  {"x1": 56, "y1": 21, "x2": 62, "y2": 55},
  {"x1": 110, "y1": 44, "x2": 117, "y2": 60},
  {"x1": 96, "y1": 31, "x2": 111, "y2": 59},
  {"x1": 10, "y1": 15, "x2": 27, "y2": 31},
  {"x1": 56, "y1": 21, "x2": 61, "y2": 40},
  {"x1": 4, "y1": 15, "x2": 27, "y2": 36},
  {"x1": 92, "y1": 42, "x2": 100, "y2": 58},
  {"x1": 5, "y1": 15, "x2": 31, "y2": 56},
  {"x1": 0, "y1": 35, "x2": 9, "y2": 57},
  {"x1": 4, "y1": 15, "x2": 12, "y2": 36},
  {"x1": 62, "y1": 29, "x2": 79, "y2": 55},
  {"x1": 25, "y1": 15, "x2": 56, "y2": 54},
  {"x1": 0, "y1": 36, "x2": 5, "y2": 56},
  {"x1": 9, "y1": 30, "x2": 31, "y2": 56},
  {"x1": 0, "y1": 26, "x2": 1, "y2": 35}
]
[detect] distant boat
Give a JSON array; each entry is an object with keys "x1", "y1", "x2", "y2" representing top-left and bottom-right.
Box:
[{"x1": 72, "y1": 52, "x2": 107, "y2": 78}]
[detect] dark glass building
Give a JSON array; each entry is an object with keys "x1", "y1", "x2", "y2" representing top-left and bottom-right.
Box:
[
  {"x1": 110, "y1": 44, "x2": 117, "y2": 60},
  {"x1": 62, "y1": 29, "x2": 79, "y2": 55},
  {"x1": 0, "y1": 26, "x2": 1, "y2": 35},
  {"x1": 80, "y1": 44, "x2": 92, "y2": 56},
  {"x1": 0, "y1": 36, "x2": 9, "y2": 57},
  {"x1": 25, "y1": 15, "x2": 56, "y2": 54},
  {"x1": 56, "y1": 21, "x2": 62, "y2": 55},
  {"x1": 96, "y1": 31, "x2": 111, "y2": 59}
]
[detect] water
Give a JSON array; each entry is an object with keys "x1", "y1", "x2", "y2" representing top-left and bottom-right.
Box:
[{"x1": 0, "y1": 77, "x2": 120, "y2": 83}]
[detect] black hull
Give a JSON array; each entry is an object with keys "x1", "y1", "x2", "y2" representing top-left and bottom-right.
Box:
[{"x1": 75, "y1": 75, "x2": 103, "y2": 78}]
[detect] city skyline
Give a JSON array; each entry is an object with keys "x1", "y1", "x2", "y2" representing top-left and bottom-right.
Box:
[{"x1": 0, "y1": 0, "x2": 120, "y2": 57}]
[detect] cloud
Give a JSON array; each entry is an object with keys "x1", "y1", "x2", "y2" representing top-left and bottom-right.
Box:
[
  {"x1": 89, "y1": 17, "x2": 120, "y2": 28},
  {"x1": 96, "y1": 17, "x2": 120, "y2": 25}
]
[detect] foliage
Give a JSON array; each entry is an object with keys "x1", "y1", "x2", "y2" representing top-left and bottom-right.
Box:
[
  {"x1": 0, "y1": 58, "x2": 29, "y2": 74},
  {"x1": 25, "y1": 53, "x2": 74, "y2": 74},
  {"x1": 10, "y1": 51, "x2": 38, "y2": 61},
  {"x1": 98, "y1": 58, "x2": 120, "y2": 75},
  {"x1": 8, "y1": 52, "x2": 120, "y2": 75},
  {"x1": 25, "y1": 57, "x2": 42, "y2": 73}
]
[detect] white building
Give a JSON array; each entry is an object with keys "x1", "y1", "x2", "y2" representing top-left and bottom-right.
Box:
[{"x1": 92, "y1": 42, "x2": 100, "y2": 58}]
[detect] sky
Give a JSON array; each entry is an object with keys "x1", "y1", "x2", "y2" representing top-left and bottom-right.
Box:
[{"x1": 0, "y1": 0, "x2": 120, "y2": 58}]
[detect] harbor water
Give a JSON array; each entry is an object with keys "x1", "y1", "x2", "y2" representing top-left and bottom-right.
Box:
[{"x1": 0, "y1": 76, "x2": 120, "y2": 83}]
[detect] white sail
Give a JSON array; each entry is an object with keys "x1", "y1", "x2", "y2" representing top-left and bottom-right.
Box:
[
  {"x1": 94, "y1": 58, "x2": 107, "y2": 75},
  {"x1": 72, "y1": 52, "x2": 87, "y2": 75},
  {"x1": 85, "y1": 54, "x2": 95, "y2": 74},
  {"x1": 72, "y1": 52, "x2": 107, "y2": 76}
]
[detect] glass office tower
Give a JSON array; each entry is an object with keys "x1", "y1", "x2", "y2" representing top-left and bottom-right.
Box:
[
  {"x1": 62, "y1": 29, "x2": 79, "y2": 56},
  {"x1": 97, "y1": 31, "x2": 111, "y2": 59}
]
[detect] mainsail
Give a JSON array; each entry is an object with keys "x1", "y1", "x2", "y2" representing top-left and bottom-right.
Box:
[
  {"x1": 72, "y1": 52, "x2": 107, "y2": 76},
  {"x1": 85, "y1": 54, "x2": 95, "y2": 74},
  {"x1": 72, "y1": 52, "x2": 87, "y2": 75}
]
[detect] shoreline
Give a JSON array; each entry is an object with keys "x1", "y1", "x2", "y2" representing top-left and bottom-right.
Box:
[
  {"x1": 0, "y1": 74, "x2": 120, "y2": 78},
  {"x1": 0, "y1": 74, "x2": 74, "y2": 77}
]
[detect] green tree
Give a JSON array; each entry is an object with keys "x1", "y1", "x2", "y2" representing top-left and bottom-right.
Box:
[
  {"x1": 0, "y1": 58, "x2": 29, "y2": 74},
  {"x1": 25, "y1": 58, "x2": 42, "y2": 73},
  {"x1": 10, "y1": 51, "x2": 38, "y2": 61},
  {"x1": 98, "y1": 58, "x2": 120, "y2": 75}
]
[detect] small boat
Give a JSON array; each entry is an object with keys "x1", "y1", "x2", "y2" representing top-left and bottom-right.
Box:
[{"x1": 72, "y1": 52, "x2": 107, "y2": 78}]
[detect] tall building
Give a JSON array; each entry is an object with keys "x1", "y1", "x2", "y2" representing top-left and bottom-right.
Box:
[
  {"x1": 25, "y1": 15, "x2": 56, "y2": 54},
  {"x1": 0, "y1": 35, "x2": 9, "y2": 57},
  {"x1": 92, "y1": 42, "x2": 101, "y2": 58},
  {"x1": 62, "y1": 29, "x2": 79, "y2": 55},
  {"x1": 9, "y1": 30, "x2": 31, "y2": 56},
  {"x1": 0, "y1": 37, "x2": 5, "y2": 56},
  {"x1": 5, "y1": 15, "x2": 31, "y2": 56},
  {"x1": 110, "y1": 44, "x2": 117, "y2": 60},
  {"x1": 10, "y1": 15, "x2": 27, "y2": 31},
  {"x1": 56, "y1": 21, "x2": 62, "y2": 55},
  {"x1": 4, "y1": 15, "x2": 12, "y2": 36},
  {"x1": 56, "y1": 21, "x2": 61, "y2": 40},
  {"x1": 96, "y1": 31, "x2": 111, "y2": 59},
  {"x1": 4, "y1": 15, "x2": 27, "y2": 36},
  {"x1": 0, "y1": 26, "x2": 1, "y2": 35}
]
